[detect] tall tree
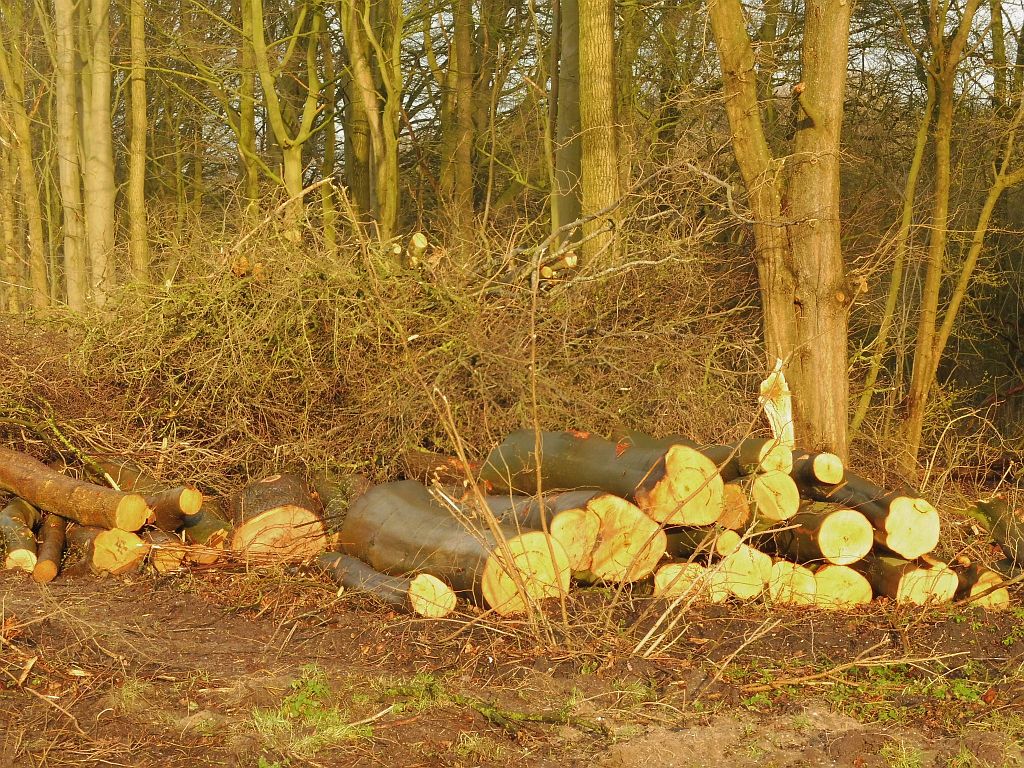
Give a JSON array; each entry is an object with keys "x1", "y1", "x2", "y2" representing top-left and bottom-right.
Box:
[
  {"x1": 128, "y1": 0, "x2": 149, "y2": 281},
  {"x1": 577, "y1": 0, "x2": 621, "y2": 262},
  {"x1": 709, "y1": 0, "x2": 853, "y2": 456},
  {"x1": 551, "y1": 0, "x2": 582, "y2": 247},
  {"x1": 82, "y1": 0, "x2": 118, "y2": 305},
  {"x1": 52, "y1": 0, "x2": 87, "y2": 310}
]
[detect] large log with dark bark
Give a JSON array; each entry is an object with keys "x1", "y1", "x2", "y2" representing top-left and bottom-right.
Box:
[
  {"x1": 181, "y1": 499, "x2": 233, "y2": 564},
  {"x1": 796, "y1": 470, "x2": 940, "y2": 560},
  {"x1": 316, "y1": 552, "x2": 457, "y2": 617},
  {"x1": 755, "y1": 502, "x2": 874, "y2": 566},
  {"x1": 338, "y1": 480, "x2": 570, "y2": 615},
  {"x1": 1, "y1": 497, "x2": 40, "y2": 572},
  {"x1": 0, "y1": 445, "x2": 149, "y2": 531},
  {"x1": 229, "y1": 473, "x2": 328, "y2": 561},
  {"x1": 855, "y1": 555, "x2": 958, "y2": 605},
  {"x1": 480, "y1": 430, "x2": 723, "y2": 525},
  {"x1": 954, "y1": 562, "x2": 1010, "y2": 609},
  {"x1": 965, "y1": 498, "x2": 1024, "y2": 566},
  {"x1": 614, "y1": 430, "x2": 793, "y2": 480}
]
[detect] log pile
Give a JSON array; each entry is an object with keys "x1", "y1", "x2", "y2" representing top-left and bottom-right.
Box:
[{"x1": 1, "y1": 425, "x2": 1017, "y2": 618}]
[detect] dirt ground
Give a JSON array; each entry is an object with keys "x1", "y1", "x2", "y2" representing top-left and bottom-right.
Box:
[{"x1": 1, "y1": 570, "x2": 1022, "y2": 768}]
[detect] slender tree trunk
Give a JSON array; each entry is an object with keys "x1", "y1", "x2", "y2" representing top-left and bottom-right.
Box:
[
  {"x1": 577, "y1": 0, "x2": 621, "y2": 263},
  {"x1": 784, "y1": 0, "x2": 852, "y2": 456},
  {"x1": 128, "y1": 0, "x2": 149, "y2": 281},
  {"x1": 707, "y1": 0, "x2": 797, "y2": 368},
  {"x1": 0, "y1": 45, "x2": 48, "y2": 308},
  {"x1": 320, "y1": 25, "x2": 338, "y2": 249},
  {"x1": 552, "y1": 0, "x2": 582, "y2": 245},
  {"x1": 991, "y1": 0, "x2": 1007, "y2": 112},
  {"x1": 238, "y1": 0, "x2": 259, "y2": 209},
  {"x1": 0, "y1": 124, "x2": 21, "y2": 313},
  {"x1": 82, "y1": 0, "x2": 117, "y2": 305},
  {"x1": 341, "y1": 0, "x2": 380, "y2": 223},
  {"x1": 449, "y1": 0, "x2": 475, "y2": 234},
  {"x1": 52, "y1": 0, "x2": 87, "y2": 311},
  {"x1": 901, "y1": 0, "x2": 982, "y2": 476}
]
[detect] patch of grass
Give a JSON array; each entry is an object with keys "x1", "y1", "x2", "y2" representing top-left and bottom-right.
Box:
[
  {"x1": 880, "y1": 739, "x2": 925, "y2": 768},
  {"x1": 248, "y1": 665, "x2": 371, "y2": 764},
  {"x1": 613, "y1": 678, "x2": 659, "y2": 706},
  {"x1": 453, "y1": 732, "x2": 506, "y2": 761},
  {"x1": 105, "y1": 676, "x2": 158, "y2": 716},
  {"x1": 1000, "y1": 609, "x2": 1024, "y2": 647},
  {"x1": 373, "y1": 672, "x2": 449, "y2": 714}
]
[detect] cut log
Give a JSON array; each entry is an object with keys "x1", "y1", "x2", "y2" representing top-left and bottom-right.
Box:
[
  {"x1": 32, "y1": 513, "x2": 67, "y2": 583},
  {"x1": 144, "y1": 529, "x2": 188, "y2": 574},
  {"x1": 762, "y1": 503, "x2": 874, "y2": 566},
  {"x1": 964, "y1": 498, "x2": 1024, "y2": 566},
  {"x1": 731, "y1": 470, "x2": 800, "y2": 523},
  {"x1": 767, "y1": 560, "x2": 817, "y2": 606},
  {"x1": 475, "y1": 491, "x2": 603, "y2": 572},
  {"x1": 90, "y1": 456, "x2": 202, "y2": 531},
  {"x1": 653, "y1": 561, "x2": 708, "y2": 600},
  {"x1": 812, "y1": 565, "x2": 873, "y2": 609},
  {"x1": 613, "y1": 430, "x2": 792, "y2": 480},
  {"x1": 0, "y1": 445, "x2": 149, "y2": 531},
  {"x1": 182, "y1": 499, "x2": 233, "y2": 564},
  {"x1": 339, "y1": 480, "x2": 570, "y2": 615},
  {"x1": 797, "y1": 470, "x2": 940, "y2": 560},
  {"x1": 666, "y1": 527, "x2": 742, "y2": 559},
  {"x1": 317, "y1": 552, "x2": 457, "y2": 617},
  {"x1": 857, "y1": 555, "x2": 958, "y2": 605},
  {"x1": 716, "y1": 484, "x2": 753, "y2": 530},
  {"x1": 310, "y1": 469, "x2": 373, "y2": 538},
  {"x1": 401, "y1": 448, "x2": 474, "y2": 486},
  {"x1": 480, "y1": 430, "x2": 723, "y2": 526},
  {"x1": 1, "y1": 497, "x2": 40, "y2": 572},
  {"x1": 230, "y1": 474, "x2": 328, "y2": 561},
  {"x1": 93, "y1": 529, "x2": 150, "y2": 575},
  {"x1": 584, "y1": 494, "x2": 667, "y2": 583},
  {"x1": 714, "y1": 544, "x2": 772, "y2": 600},
  {"x1": 790, "y1": 450, "x2": 845, "y2": 486},
  {"x1": 954, "y1": 563, "x2": 1011, "y2": 609}
]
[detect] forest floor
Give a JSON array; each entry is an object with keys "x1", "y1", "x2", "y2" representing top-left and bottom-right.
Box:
[{"x1": 1, "y1": 568, "x2": 1022, "y2": 768}]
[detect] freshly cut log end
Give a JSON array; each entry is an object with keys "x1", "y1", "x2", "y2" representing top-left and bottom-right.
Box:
[
  {"x1": 144, "y1": 486, "x2": 203, "y2": 531},
  {"x1": 812, "y1": 565, "x2": 873, "y2": 610},
  {"x1": 230, "y1": 474, "x2": 327, "y2": 562},
  {"x1": 955, "y1": 564, "x2": 1011, "y2": 610},
  {"x1": 791, "y1": 451, "x2": 845, "y2": 486},
  {"x1": 549, "y1": 507, "x2": 601, "y2": 572},
  {"x1": 717, "y1": 484, "x2": 752, "y2": 530},
  {"x1": 653, "y1": 562, "x2": 708, "y2": 600},
  {"x1": 637, "y1": 444, "x2": 724, "y2": 526},
  {"x1": 144, "y1": 529, "x2": 188, "y2": 574},
  {"x1": 587, "y1": 494, "x2": 667, "y2": 583},
  {"x1": 767, "y1": 561, "x2": 816, "y2": 606},
  {"x1": 746, "y1": 471, "x2": 800, "y2": 523},
  {"x1": 877, "y1": 497, "x2": 941, "y2": 561},
  {"x1": 317, "y1": 552, "x2": 457, "y2": 617},
  {"x1": 736, "y1": 438, "x2": 794, "y2": 475},
  {"x1": 716, "y1": 544, "x2": 771, "y2": 600},
  {"x1": 408, "y1": 573, "x2": 458, "y2": 618},
  {"x1": 771, "y1": 504, "x2": 874, "y2": 566},
  {"x1": 859, "y1": 555, "x2": 958, "y2": 606},
  {"x1": 480, "y1": 530, "x2": 571, "y2": 616},
  {"x1": 93, "y1": 529, "x2": 150, "y2": 575},
  {"x1": 113, "y1": 496, "x2": 152, "y2": 532},
  {"x1": 182, "y1": 499, "x2": 232, "y2": 564},
  {"x1": 33, "y1": 513, "x2": 67, "y2": 583},
  {"x1": 1, "y1": 498, "x2": 39, "y2": 572}
]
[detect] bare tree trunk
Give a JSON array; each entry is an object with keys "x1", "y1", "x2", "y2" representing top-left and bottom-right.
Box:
[
  {"x1": 0, "y1": 10, "x2": 48, "y2": 308},
  {"x1": 52, "y1": 0, "x2": 87, "y2": 311},
  {"x1": 82, "y1": 0, "x2": 117, "y2": 305},
  {"x1": 785, "y1": 0, "x2": 853, "y2": 456},
  {"x1": 577, "y1": 0, "x2": 621, "y2": 263},
  {"x1": 128, "y1": 0, "x2": 149, "y2": 282},
  {"x1": 238, "y1": 0, "x2": 259, "y2": 209},
  {"x1": 552, "y1": 0, "x2": 582, "y2": 246},
  {"x1": 0, "y1": 124, "x2": 21, "y2": 312},
  {"x1": 449, "y1": 0, "x2": 475, "y2": 236},
  {"x1": 320, "y1": 24, "x2": 338, "y2": 249}
]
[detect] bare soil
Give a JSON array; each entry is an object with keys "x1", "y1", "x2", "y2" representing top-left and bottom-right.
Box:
[{"x1": 2, "y1": 570, "x2": 1022, "y2": 768}]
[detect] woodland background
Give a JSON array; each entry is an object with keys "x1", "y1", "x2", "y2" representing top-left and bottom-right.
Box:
[{"x1": 1, "y1": 0, "x2": 1023, "y2": 493}]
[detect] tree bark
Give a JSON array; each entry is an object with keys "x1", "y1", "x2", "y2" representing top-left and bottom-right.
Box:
[
  {"x1": 1, "y1": 497, "x2": 39, "y2": 571},
  {"x1": 52, "y1": 0, "x2": 87, "y2": 310},
  {"x1": 338, "y1": 480, "x2": 570, "y2": 615},
  {"x1": 317, "y1": 552, "x2": 457, "y2": 617},
  {"x1": 551, "y1": 0, "x2": 582, "y2": 247},
  {"x1": 0, "y1": 446, "x2": 149, "y2": 530},
  {"x1": 127, "y1": 0, "x2": 150, "y2": 282},
  {"x1": 577, "y1": 0, "x2": 620, "y2": 262},
  {"x1": 32, "y1": 513, "x2": 67, "y2": 583},
  {"x1": 229, "y1": 473, "x2": 327, "y2": 561}
]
